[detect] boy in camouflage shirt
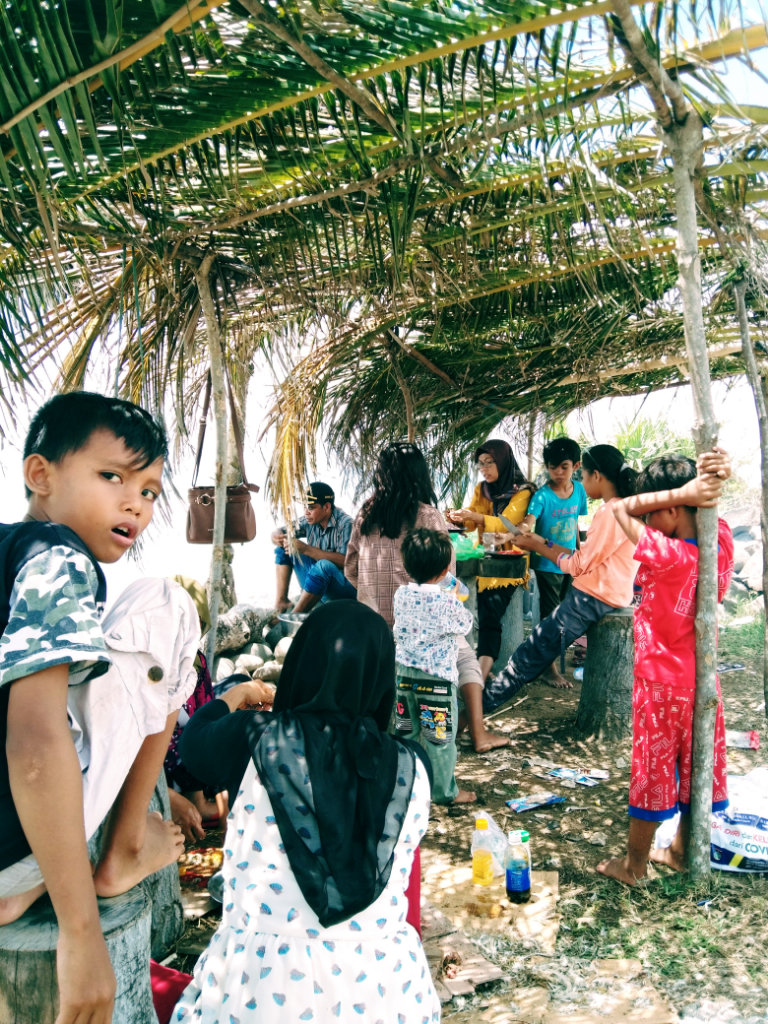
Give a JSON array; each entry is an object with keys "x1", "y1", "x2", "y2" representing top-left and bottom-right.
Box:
[{"x1": 0, "y1": 393, "x2": 246, "y2": 1023}]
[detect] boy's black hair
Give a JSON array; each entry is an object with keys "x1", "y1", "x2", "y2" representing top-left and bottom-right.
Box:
[
  {"x1": 401, "y1": 527, "x2": 453, "y2": 585},
  {"x1": 24, "y1": 392, "x2": 168, "y2": 497},
  {"x1": 636, "y1": 454, "x2": 698, "y2": 513},
  {"x1": 543, "y1": 437, "x2": 581, "y2": 467}
]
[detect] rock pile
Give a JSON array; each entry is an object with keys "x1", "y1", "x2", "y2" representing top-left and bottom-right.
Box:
[
  {"x1": 722, "y1": 510, "x2": 764, "y2": 612},
  {"x1": 211, "y1": 604, "x2": 293, "y2": 687}
]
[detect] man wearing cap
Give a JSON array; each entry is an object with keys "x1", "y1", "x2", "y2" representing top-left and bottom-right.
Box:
[{"x1": 271, "y1": 482, "x2": 356, "y2": 614}]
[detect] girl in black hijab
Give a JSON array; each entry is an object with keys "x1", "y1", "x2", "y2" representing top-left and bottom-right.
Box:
[
  {"x1": 447, "y1": 439, "x2": 536, "y2": 682},
  {"x1": 174, "y1": 601, "x2": 439, "y2": 1024}
]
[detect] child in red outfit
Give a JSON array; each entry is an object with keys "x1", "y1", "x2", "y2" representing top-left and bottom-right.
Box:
[{"x1": 597, "y1": 449, "x2": 733, "y2": 885}]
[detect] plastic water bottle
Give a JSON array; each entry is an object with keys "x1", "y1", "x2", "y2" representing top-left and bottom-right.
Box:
[
  {"x1": 471, "y1": 818, "x2": 494, "y2": 885},
  {"x1": 505, "y1": 829, "x2": 531, "y2": 904},
  {"x1": 439, "y1": 571, "x2": 469, "y2": 601}
]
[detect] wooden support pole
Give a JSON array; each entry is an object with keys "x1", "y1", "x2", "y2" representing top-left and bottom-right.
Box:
[
  {"x1": 195, "y1": 252, "x2": 229, "y2": 669},
  {"x1": 734, "y1": 278, "x2": 768, "y2": 719},
  {"x1": 609, "y1": 0, "x2": 720, "y2": 881},
  {"x1": 667, "y1": 113, "x2": 720, "y2": 882}
]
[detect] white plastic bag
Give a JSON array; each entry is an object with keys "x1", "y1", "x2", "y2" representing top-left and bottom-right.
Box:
[
  {"x1": 654, "y1": 767, "x2": 768, "y2": 873},
  {"x1": 711, "y1": 767, "x2": 768, "y2": 872},
  {"x1": 470, "y1": 810, "x2": 507, "y2": 876}
]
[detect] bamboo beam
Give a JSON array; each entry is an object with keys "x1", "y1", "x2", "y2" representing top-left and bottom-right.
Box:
[
  {"x1": 194, "y1": 252, "x2": 229, "y2": 667},
  {"x1": 556, "y1": 341, "x2": 742, "y2": 385}
]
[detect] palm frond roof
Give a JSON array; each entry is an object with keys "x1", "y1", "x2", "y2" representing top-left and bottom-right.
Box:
[{"x1": 0, "y1": 0, "x2": 764, "y2": 504}]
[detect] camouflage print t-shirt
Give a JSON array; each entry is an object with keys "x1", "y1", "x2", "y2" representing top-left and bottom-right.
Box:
[{"x1": 0, "y1": 544, "x2": 110, "y2": 688}]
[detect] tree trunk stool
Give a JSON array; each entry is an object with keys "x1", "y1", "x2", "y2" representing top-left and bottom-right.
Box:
[
  {"x1": 87, "y1": 773, "x2": 185, "y2": 962},
  {"x1": 456, "y1": 553, "x2": 527, "y2": 673},
  {"x1": 575, "y1": 606, "x2": 635, "y2": 739},
  {"x1": 0, "y1": 887, "x2": 158, "y2": 1024},
  {"x1": 144, "y1": 773, "x2": 185, "y2": 960}
]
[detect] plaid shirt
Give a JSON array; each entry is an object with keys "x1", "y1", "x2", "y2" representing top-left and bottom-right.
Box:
[
  {"x1": 295, "y1": 507, "x2": 353, "y2": 555},
  {"x1": 344, "y1": 503, "x2": 456, "y2": 628}
]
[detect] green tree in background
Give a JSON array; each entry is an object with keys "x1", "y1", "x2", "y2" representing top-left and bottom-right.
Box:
[{"x1": 612, "y1": 418, "x2": 697, "y2": 470}]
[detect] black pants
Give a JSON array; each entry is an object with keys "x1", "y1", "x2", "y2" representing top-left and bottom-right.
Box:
[
  {"x1": 535, "y1": 570, "x2": 573, "y2": 620},
  {"x1": 477, "y1": 585, "x2": 514, "y2": 661},
  {"x1": 483, "y1": 588, "x2": 615, "y2": 711}
]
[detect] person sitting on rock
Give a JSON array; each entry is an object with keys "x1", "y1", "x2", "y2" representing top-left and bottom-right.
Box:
[
  {"x1": 484, "y1": 445, "x2": 639, "y2": 712},
  {"x1": 271, "y1": 482, "x2": 356, "y2": 614}
]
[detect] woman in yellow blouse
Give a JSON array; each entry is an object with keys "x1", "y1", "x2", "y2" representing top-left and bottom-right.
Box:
[{"x1": 448, "y1": 440, "x2": 534, "y2": 681}]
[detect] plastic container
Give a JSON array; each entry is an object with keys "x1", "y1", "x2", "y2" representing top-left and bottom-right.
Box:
[
  {"x1": 482, "y1": 531, "x2": 497, "y2": 554},
  {"x1": 504, "y1": 829, "x2": 531, "y2": 904},
  {"x1": 471, "y1": 818, "x2": 495, "y2": 885},
  {"x1": 439, "y1": 571, "x2": 469, "y2": 601}
]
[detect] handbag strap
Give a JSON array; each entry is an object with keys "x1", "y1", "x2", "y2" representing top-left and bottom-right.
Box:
[
  {"x1": 191, "y1": 373, "x2": 212, "y2": 488},
  {"x1": 191, "y1": 365, "x2": 260, "y2": 493}
]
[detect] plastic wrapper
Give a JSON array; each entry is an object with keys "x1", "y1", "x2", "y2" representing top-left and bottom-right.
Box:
[
  {"x1": 725, "y1": 730, "x2": 760, "y2": 750},
  {"x1": 178, "y1": 847, "x2": 223, "y2": 888},
  {"x1": 469, "y1": 811, "x2": 507, "y2": 875},
  {"x1": 548, "y1": 767, "x2": 599, "y2": 787},
  {"x1": 506, "y1": 792, "x2": 566, "y2": 813}
]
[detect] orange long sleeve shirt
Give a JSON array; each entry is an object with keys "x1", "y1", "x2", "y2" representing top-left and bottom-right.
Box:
[{"x1": 558, "y1": 497, "x2": 637, "y2": 608}]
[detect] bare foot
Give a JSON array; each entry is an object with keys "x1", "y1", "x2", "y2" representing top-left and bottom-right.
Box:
[
  {"x1": 453, "y1": 789, "x2": 477, "y2": 804},
  {"x1": 596, "y1": 856, "x2": 646, "y2": 885},
  {"x1": 189, "y1": 791, "x2": 221, "y2": 822},
  {"x1": 0, "y1": 882, "x2": 46, "y2": 925},
  {"x1": 94, "y1": 812, "x2": 184, "y2": 897},
  {"x1": 472, "y1": 730, "x2": 510, "y2": 753},
  {"x1": 542, "y1": 670, "x2": 572, "y2": 690},
  {"x1": 649, "y1": 846, "x2": 687, "y2": 872}
]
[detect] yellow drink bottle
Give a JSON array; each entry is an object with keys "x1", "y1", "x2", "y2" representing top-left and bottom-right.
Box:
[{"x1": 471, "y1": 818, "x2": 494, "y2": 885}]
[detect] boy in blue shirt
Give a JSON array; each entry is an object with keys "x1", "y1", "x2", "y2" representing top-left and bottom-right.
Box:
[{"x1": 520, "y1": 437, "x2": 587, "y2": 688}]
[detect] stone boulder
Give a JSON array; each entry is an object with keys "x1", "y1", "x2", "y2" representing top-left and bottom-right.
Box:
[
  {"x1": 722, "y1": 577, "x2": 751, "y2": 614},
  {"x1": 737, "y1": 548, "x2": 764, "y2": 593},
  {"x1": 214, "y1": 603, "x2": 276, "y2": 655}
]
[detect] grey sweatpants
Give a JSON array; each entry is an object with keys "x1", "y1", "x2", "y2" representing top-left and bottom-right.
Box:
[{"x1": 482, "y1": 587, "x2": 615, "y2": 712}]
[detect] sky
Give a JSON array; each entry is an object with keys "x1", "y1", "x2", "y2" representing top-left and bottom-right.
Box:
[{"x1": 1, "y1": 10, "x2": 766, "y2": 611}]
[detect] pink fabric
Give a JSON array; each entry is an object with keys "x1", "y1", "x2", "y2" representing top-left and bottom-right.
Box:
[
  {"x1": 405, "y1": 846, "x2": 421, "y2": 938},
  {"x1": 633, "y1": 518, "x2": 734, "y2": 687},
  {"x1": 151, "y1": 959, "x2": 193, "y2": 1024},
  {"x1": 629, "y1": 675, "x2": 728, "y2": 816},
  {"x1": 558, "y1": 498, "x2": 637, "y2": 607}
]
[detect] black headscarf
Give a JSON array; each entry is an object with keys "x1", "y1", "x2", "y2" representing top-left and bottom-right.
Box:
[
  {"x1": 250, "y1": 600, "x2": 416, "y2": 927},
  {"x1": 474, "y1": 439, "x2": 536, "y2": 515}
]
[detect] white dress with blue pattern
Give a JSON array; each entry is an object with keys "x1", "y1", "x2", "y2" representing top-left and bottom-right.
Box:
[{"x1": 173, "y1": 757, "x2": 439, "y2": 1024}]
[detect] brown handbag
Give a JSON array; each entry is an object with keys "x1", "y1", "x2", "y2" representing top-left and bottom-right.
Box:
[{"x1": 186, "y1": 372, "x2": 260, "y2": 544}]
